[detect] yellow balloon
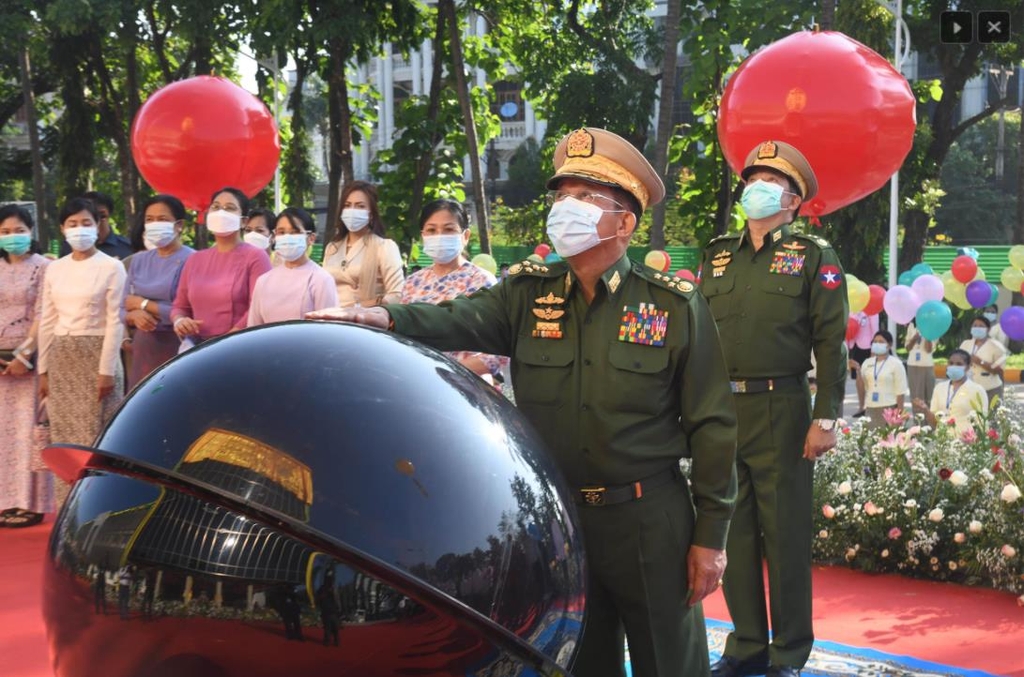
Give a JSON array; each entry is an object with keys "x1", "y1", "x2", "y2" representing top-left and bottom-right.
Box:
[
  {"x1": 1009, "y1": 245, "x2": 1024, "y2": 269},
  {"x1": 1001, "y1": 266, "x2": 1024, "y2": 292},
  {"x1": 848, "y1": 280, "x2": 869, "y2": 314},
  {"x1": 944, "y1": 278, "x2": 970, "y2": 309},
  {"x1": 472, "y1": 253, "x2": 498, "y2": 275},
  {"x1": 972, "y1": 267, "x2": 986, "y2": 281}
]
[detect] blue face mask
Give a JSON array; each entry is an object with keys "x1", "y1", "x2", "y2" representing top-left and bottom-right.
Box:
[
  {"x1": 870, "y1": 342, "x2": 889, "y2": 355},
  {"x1": 983, "y1": 312, "x2": 997, "y2": 323},
  {"x1": 946, "y1": 365, "x2": 966, "y2": 381},
  {"x1": 970, "y1": 326, "x2": 988, "y2": 340},
  {"x1": 0, "y1": 233, "x2": 32, "y2": 255},
  {"x1": 740, "y1": 180, "x2": 789, "y2": 220}
]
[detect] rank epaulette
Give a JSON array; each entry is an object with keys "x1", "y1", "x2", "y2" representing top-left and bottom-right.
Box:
[
  {"x1": 790, "y1": 232, "x2": 832, "y2": 249},
  {"x1": 506, "y1": 258, "x2": 567, "y2": 278},
  {"x1": 636, "y1": 265, "x2": 696, "y2": 296}
]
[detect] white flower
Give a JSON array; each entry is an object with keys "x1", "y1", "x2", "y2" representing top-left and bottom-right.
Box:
[
  {"x1": 954, "y1": 532, "x2": 966, "y2": 544},
  {"x1": 854, "y1": 503, "x2": 862, "y2": 512},
  {"x1": 904, "y1": 499, "x2": 918, "y2": 508},
  {"x1": 1008, "y1": 433, "x2": 1020, "y2": 448},
  {"x1": 949, "y1": 470, "x2": 968, "y2": 487},
  {"x1": 948, "y1": 561, "x2": 958, "y2": 571},
  {"x1": 980, "y1": 468, "x2": 994, "y2": 481},
  {"x1": 845, "y1": 548, "x2": 857, "y2": 561},
  {"x1": 838, "y1": 480, "x2": 853, "y2": 495},
  {"x1": 928, "y1": 508, "x2": 944, "y2": 522},
  {"x1": 818, "y1": 530, "x2": 829, "y2": 539},
  {"x1": 1000, "y1": 484, "x2": 1022, "y2": 503},
  {"x1": 881, "y1": 549, "x2": 889, "y2": 558},
  {"x1": 1002, "y1": 544, "x2": 1016, "y2": 558},
  {"x1": 969, "y1": 520, "x2": 983, "y2": 534}
]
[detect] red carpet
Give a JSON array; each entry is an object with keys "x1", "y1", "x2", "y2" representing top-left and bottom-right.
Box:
[{"x1": 3, "y1": 520, "x2": 1022, "y2": 676}]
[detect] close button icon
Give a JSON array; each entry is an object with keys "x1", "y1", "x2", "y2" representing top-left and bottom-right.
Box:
[{"x1": 978, "y1": 11, "x2": 1011, "y2": 43}]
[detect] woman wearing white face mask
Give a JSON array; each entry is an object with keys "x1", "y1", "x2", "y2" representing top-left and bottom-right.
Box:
[
  {"x1": 121, "y1": 194, "x2": 194, "y2": 389},
  {"x1": 856, "y1": 329, "x2": 909, "y2": 429},
  {"x1": 322, "y1": 180, "x2": 403, "y2": 307},
  {"x1": 982, "y1": 304, "x2": 1009, "y2": 349},
  {"x1": 38, "y1": 197, "x2": 127, "y2": 504},
  {"x1": 243, "y1": 208, "x2": 277, "y2": 263},
  {"x1": 399, "y1": 199, "x2": 508, "y2": 385},
  {"x1": 959, "y1": 315, "x2": 1006, "y2": 406},
  {"x1": 247, "y1": 207, "x2": 337, "y2": 326},
  {"x1": 171, "y1": 187, "x2": 272, "y2": 345}
]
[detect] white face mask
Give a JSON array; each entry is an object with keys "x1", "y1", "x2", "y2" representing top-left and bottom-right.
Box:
[
  {"x1": 545, "y1": 197, "x2": 617, "y2": 258},
  {"x1": 243, "y1": 231, "x2": 271, "y2": 250},
  {"x1": 341, "y1": 208, "x2": 370, "y2": 232},
  {"x1": 65, "y1": 226, "x2": 99, "y2": 252},
  {"x1": 870, "y1": 342, "x2": 889, "y2": 355},
  {"x1": 422, "y1": 234, "x2": 464, "y2": 264},
  {"x1": 274, "y1": 234, "x2": 309, "y2": 262},
  {"x1": 207, "y1": 209, "x2": 242, "y2": 234},
  {"x1": 144, "y1": 221, "x2": 177, "y2": 249}
]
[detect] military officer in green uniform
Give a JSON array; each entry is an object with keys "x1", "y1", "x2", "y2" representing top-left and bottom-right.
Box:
[
  {"x1": 699, "y1": 141, "x2": 849, "y2": 677},
  {"x1": 309, "y1": 127, "x2": 738, "y2": 677}
]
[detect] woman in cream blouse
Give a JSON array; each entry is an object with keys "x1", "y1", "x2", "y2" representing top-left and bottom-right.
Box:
[
  {"x1": 913, "y1": 348, "x2": 988, "y2": 434},
  {"x1": 857, "y1": 330, "x2": 909, "y2": 429},
  {"x1": 322, "y1": 181, "x2": 404, "y2": 307},
  {"x1": 959, "y1": 315, "x2": 1007, "y2": 406}
]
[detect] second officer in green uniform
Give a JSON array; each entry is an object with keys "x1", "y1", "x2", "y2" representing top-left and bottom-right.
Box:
[
  {"x1": 700, "y1": 141, "x2": 849, "y2": 677},
  {"x1": 310, "y1": 127, "x2": 738, "y2": 677}
]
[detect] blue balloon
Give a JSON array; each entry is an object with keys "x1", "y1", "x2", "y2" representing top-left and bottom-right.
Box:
[
  {"x1": 911, "y1": 262, "x2": 934, "y2": 276},
  {"x1": 915, "y1": 300, "x2": 953, "y2": 341},
  {"x1": 898, "y1": 270, "x2": 917, "y2": 287},
  {"x1": 957, "y1": 247, "x2": 980, "y2": 260},
  {"x1": 544, "y1": 252, "x2": 562, "y2": 263}
]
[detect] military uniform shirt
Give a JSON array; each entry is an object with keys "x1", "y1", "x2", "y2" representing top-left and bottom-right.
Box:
[
  {"x1": 387, "y1": 254, "x2": 738, "y2": 550},
  {"x1": 699, "y1": 223, "x2": 849, "y2": 420}
]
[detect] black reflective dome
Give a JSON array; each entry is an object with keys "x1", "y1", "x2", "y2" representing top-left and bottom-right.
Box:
[{"x1": 43, "y1": 321, "x2": 585, "y2": 677}]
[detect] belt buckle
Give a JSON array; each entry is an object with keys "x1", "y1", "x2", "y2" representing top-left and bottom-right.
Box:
[
  {"x1": 580, "y1": 487, "x2": 606, "y2": 506},
  {"x1": 730, "y1": 380, "x2": 746, "y2": 393}
]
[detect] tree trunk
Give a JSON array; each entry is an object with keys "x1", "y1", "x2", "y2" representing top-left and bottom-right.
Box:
[
  {"x1": 18, "y1": 46, "x2": 47, "y2": 248},
  {"x1": 714, "y1": 147, "x2": 733, "y2": 237},
  {"x1": 440, "y1": 0, "x2": 490, "y2": 254},
  {"x1": 819, "y1": 0, "x2": 836, "y2": 30},
  {"x1": 406, "y1": 7, "x2": 448, "y2": 231},
  {"x1": 1015, "y1": 104, "x2": 1024, "y2": 246},
  {"x1": 649, "y1": 0, "x2": 681, "y2": 250},
  {"x1": 325, "y1": 40, "x2": 355, "y2": 244},
  {"x1": 284, "y1": 50, "x2": 310, "y2": 206}
]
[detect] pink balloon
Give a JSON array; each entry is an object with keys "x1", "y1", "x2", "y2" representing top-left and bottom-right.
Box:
[
  {"x1": 675, "y1": 269, "x2": 696, "y2": 281},
  {"x1": 882, "y1": 285, "x2": 921, "y2": 324},
  {"x1": 910, "y1": 274, "x2": 945, "y2": 303}
]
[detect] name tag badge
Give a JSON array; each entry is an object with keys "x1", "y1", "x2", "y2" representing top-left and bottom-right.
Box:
[
  {"x1": 872, "y1": 392, "x2": 880, "y2": 402},
  {"x1": 915, "y1": 352, "x2": 920, "y2": 362}
]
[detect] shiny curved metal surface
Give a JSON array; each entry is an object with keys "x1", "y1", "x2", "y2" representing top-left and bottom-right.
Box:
[{"x1": 43, "y1": 321, "x2": 585, "y2": 676}]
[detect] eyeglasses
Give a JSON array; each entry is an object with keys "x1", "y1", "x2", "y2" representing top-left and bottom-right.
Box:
[{"x1": 545, "y1": 190, "x2": 627, "y2": 211}]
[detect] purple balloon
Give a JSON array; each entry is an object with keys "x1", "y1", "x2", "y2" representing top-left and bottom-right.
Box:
[
  {"x1": 965, "y1": 280, "x2": 991, "y2": 308},
  {"x1": 1001, "y1": 307, "x2": 1024, "y2": 341},
  {"x1": 882, "y1": 284, "x2": 921, "y2": 324}
]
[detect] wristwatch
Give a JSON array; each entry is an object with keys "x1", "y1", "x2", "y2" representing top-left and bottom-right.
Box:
[
  {"x1": 141, "y1": 299, "x2": 150, "y2": 312},
  {"x1": 816, "y1": 419, "x2": 836, "y2": 431}
]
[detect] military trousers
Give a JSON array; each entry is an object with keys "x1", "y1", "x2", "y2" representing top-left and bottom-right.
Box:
[
  {"x1": 570, "y1": 472, "x2": 710, "y2": 677},
  {"x1": 721, "y1": 382, "x2": 814, "y2": 669}
]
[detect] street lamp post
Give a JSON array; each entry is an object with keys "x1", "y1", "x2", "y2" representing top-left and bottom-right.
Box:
[{"x1": 884, "y1": 0, "x2": 911, "y2": 336}]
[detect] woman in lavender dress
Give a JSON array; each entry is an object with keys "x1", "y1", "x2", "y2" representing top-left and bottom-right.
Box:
[
  {"x1": 122, "y1": 195, "x2": 193, "y2": 389},
  {"x1": 0, "y1": 204, "x2": 51, "y2": 520}
]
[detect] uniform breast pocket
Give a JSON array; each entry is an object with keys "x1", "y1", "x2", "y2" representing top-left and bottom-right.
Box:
[
  {"x1": 607, "y1": 341, "x2": 672, "y2": 414},
  {"x1": 514, "y1": 339, "x2": 575, "y2": 406},
  {"x1": 757, "y1": 275, "x2": 805, "y2": 321},
  {"x1": 700, "y1": 276, "x2": 734, "y2": 322}
]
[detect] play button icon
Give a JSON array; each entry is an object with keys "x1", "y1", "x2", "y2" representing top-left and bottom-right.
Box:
[{"x1": 941, "y1": 10, "x2": 973, "y2": 43}]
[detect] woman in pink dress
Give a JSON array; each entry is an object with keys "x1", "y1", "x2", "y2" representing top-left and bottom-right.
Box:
[
  {"x1": 171, "y1": 187, "x2": 272, "y2": 346},
  {"x1": 0, "y1": 204, "x2": 51, "y2": 523}
]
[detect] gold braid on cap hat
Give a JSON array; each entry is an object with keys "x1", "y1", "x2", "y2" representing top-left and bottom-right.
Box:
[{"x1": 557, "y1": 130, "x2": 650, "y2": 210}]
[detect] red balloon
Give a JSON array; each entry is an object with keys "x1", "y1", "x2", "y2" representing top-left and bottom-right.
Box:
[
  {"x1": 951, "y1": 255, "x2": 978, "y2": 284},
  {"x1": 718, "y1": 31, "x2": 915, "y2": 218},
  {"x1": 864, "y1": 284, "x2": 886, "y2": 316},
  {"x1": 534, "y1": 243, "x2": 552, "y2": 259},
  {"x1": 675, "y1": 268, "x2": 696, "y2": 282},
  {"x1": 846, "y1": 316, "x2": 859, "y2": 342},
  {"x1": 131, "y1": 76, "x2": 280, "y2": 212}
]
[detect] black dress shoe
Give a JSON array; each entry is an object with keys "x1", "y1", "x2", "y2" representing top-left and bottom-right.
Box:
[
  {"x1": 710, "y1": 655, "x2": 770, "y2": 677},
  {"x1": 766, "y1": 666, "x2": 800, "y2": 677}
]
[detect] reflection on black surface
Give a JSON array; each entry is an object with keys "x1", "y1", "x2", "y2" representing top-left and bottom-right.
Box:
[{"x1": 44, "y1": 322, "x2": 586, "y2": 676}]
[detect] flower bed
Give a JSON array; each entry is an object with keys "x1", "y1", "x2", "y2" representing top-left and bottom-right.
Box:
[{"x1": 812, "y1": 401, "x2": 1024, "y2": 602}]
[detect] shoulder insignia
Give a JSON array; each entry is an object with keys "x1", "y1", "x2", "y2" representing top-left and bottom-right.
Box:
[
  {"x1": 782, "y1": 241, "x2": 806, "y2": 251},
  {"x1": 506, "y1": 259, "x2": 565, "y2": 278},
  {"x1": 705, "y1": 233, "x2": 741, "y2": 250},
  {"x1": 792, "y1": 232, "x2": 832, "y2": 249},
  {"x1": 638, "y1": 266, "x2": 696, "y2": 297}
]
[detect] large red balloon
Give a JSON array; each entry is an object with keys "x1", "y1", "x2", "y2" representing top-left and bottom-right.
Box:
[
  {"x1": 719, "y1": 31, "x2": 915, "y2": 219},
  {"x1": 131, "y1": 76, "x2": 280, "y2": 212}
]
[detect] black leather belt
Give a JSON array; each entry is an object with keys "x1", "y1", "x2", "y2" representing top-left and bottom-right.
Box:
[
  {"x1": 575, "y1": 467, "x2": 678, "y2": 507},
  {"x1": 729, "y1": 375, "x2": 803, "y2": 394}
]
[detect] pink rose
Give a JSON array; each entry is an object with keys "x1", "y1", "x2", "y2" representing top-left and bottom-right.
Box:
[
  {"x1": 1002, "y1": 544, "x2": 1017, "y2": 558},
  {"x1": 888, "y1": 527, "x2": 902, "y2": 540},
  {"x1": 954, "y1": 532, "x2": 966, "y2": 544},
  {"x1": 864, "y1": 501, "x2": 879, "y2": 516},
  {"x1": 961, "y1": 428, "x2": 977, "y2": 443},
  {"x1": 822, "y1": 504, "x2": 836, "y2": 519}
]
